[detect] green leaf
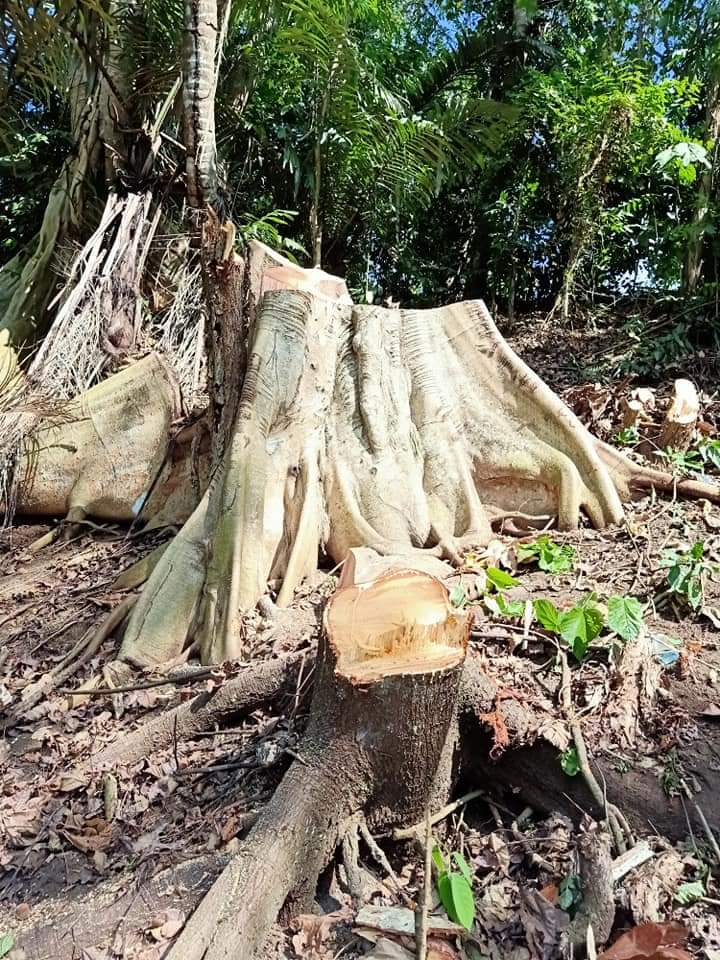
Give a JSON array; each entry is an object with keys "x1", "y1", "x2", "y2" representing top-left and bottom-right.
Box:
[
  {"x1": 533, "y1": 598, "x2": 561, "y2": 633},
  {"x1": 560, "y1": 746, "x2": 580, "y2": 776},
  {"x1": 494, "y1": 593, "x2": 526, "y2": 618},
  {"x1": 674, "y1": 880, "x2": 704, "y2": 905},
  {"x1": 686, "y1": 576, "x2": 703, "y2": 610},
  {"x1": 437, "y1": 872, "x2": 453, "y2": 917},
  {"x1": 558, "y1": 874, "x2": 583, "y2": 912},
  {"x1": 447, "y1": 872, "x2": 476, "y2": 930},
  {"x1": 432, "y1": 844, "x2": 446, "y2": 875},
  {"x1": 558, "y1": 602, "x2": 604, "y2": 660},
  {"x1": 607, "y1": 595, "x2": 643, "y2": 642},
  {"x1": 485, "y1": 567, "x2": 519, "y2": 591},
  {"x1": 0, "y1": 934, "x2": 14, "y2": 959},
  {"x1": 452, "y1": 851, "x2": 473, "y2": 886},
  {"x1": 518, "y1": 536, "x2": 574, "y2": 573}
]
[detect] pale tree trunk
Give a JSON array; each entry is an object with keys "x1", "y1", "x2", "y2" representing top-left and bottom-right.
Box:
[
  {"x1": 684, "y1": 57, "x2": 720, "y2": 295},
  {"x1": 182, "y1": 0, "x2": 227, "y2": 210}
]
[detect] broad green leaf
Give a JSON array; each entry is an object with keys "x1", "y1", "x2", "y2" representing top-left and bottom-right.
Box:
[
  {"x1": 0, "y1": 934, "x2": 14, "y2": 959},
  {"x1": 485, "y1": 567, "x2": 519, "y2": 591},
  {"x1": 607, "y1": 595, "x2": 643, "y2": 642},
  {"x1": 558, "y1": 603, "x2": 604, "y2": 660},
  {"x1": 674, "y1": 880, "x2": 704, "y2": 904},
  {"x1": 452, "y1": 851, "x2": 473, "y2": 886},
  {"x1": 533, "y1": 598, "x2": 561, "y2": 633},
  {"x1": 560, "y1": 746, "x2": 579, "y2": 776},
  {"x1": 495, "y1": 593, "x2": 526, "y2": 618},
  {"x1": 538, "y1": 542, "x2": 574, "y2": 573},
  {"x1": 558, "y1": 874, "x2": 583, "y2": 912},
  {"x1": 437, "y1": 872, "x2": 453, "y2": 918},
  {"x1": 432, "y1": 844, "x2": 446, "y2": 874},
  {"x1": 448, "y1": 872, "x2": 475, "y2": 930},
  {"x1": 518, "y1": 536, "x2": 574, "y2": 573}
]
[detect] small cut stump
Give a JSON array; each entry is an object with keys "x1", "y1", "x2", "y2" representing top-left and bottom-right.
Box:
[{"x1": 167, "y1": 569, "x2": 468, "y2": 960}]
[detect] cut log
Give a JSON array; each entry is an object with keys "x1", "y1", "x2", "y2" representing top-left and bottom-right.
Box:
[
  {"x1": 166, "y1": 570, "x2": 468, "y2": 960},
  {"x1": 658, "y1": 378, "x2": 699, "y2": 453}
]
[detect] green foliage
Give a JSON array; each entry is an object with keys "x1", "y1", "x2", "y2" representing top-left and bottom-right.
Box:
[
  {"x1": 517, "y1": 536, "x2": 575, "y2": 574},
  {"x1": 533, "y1": 595, "x2": 604, "y2": 660},
  {"x1": 660, "y1": 541, "x2": 713, "y2": 610},
  {"x1": 607, "y1": 595, "x2": 644, "y2": 641},
  {"x1": 3, "y1": 0, "x2": 720, "y2": 328},
  {"x1": 657, "y1": 447, "x2": 704, "y2": 476},
  {"x1": 485, "y1": 567, "x2": 519, "y2": 591},
  {"x1": 615, "y1": 426, "x2": 639, "y2": 447},
  {"x1": 484, "y1": 592, "x2": 526, "y2": 618},
  {"x1": 560, "y1": 746, "x2": 580, "y2": 776},
  {"x1": 558, "y1": 874, "x2": 583, "y2": 914},
  {"x1": 674, "y1": 880, "x2": 705, "y2": 905},
  {"x1": 0, "y1": 934, "x2": 14, "y2": 960},
  {"x1": 698, "y1": 438, "x2": 720, "y2": 471},
  {"x1": 434, "y1": 844, "x2": 475, "y2": 930},
  {"x1": 450, "y1": 583, "x2": 468, "y2": 609}
]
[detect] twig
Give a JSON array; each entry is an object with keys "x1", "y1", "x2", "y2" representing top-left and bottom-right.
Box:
[
  {"x1": 177, "y1": 759, "x2": 255, "y2": 777},
  {"x1": 59, "y1": 666, "x2": 216, "y2": 696},
  {"x1": 559, "y1": 651, "x2": 629, "y2": 853},
  {"x1": 693, "y1": 802, "x2": 720, "y2": 865},
  {"x1": 393, "y1": 789, "x2": 484, "y2": 841},
  {"x1": 415, "y1": 805, "x2": 432, "y2": 960}
]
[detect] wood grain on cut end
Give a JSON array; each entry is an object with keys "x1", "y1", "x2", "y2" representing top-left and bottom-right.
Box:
[{"x1": 325, "y1": 569, "x2": 467, "y2": 682}]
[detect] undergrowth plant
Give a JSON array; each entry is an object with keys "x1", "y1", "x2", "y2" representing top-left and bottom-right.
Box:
[
  {"x1": 660, "y1": 541, "x2": 714, "y2": 610},
  {"x1": 517, "y1": 535, "x2": 575, "y2": 573},
  {"x1": 433, "y1": 844, "x2": 475, "y2": 930}
]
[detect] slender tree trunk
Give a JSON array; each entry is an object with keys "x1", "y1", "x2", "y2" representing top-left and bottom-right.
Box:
[
  {"x1": 182, "y1": 0, "x2": 221, "y2": 210},
  {"x1": 684, "y1": 58, "x2": 720, "y2": 295},
  {"x1": 552, "y1": 131, "x2": 610, "y2": 321},
  {"x1": 310, "y1": 134, "x2": 323, "y2": 267}
]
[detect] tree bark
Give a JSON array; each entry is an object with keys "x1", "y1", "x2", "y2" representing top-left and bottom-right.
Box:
[
  {"x1": 684, "y1": 55, "x2": 720, "y2": 295},
  {"x1": 183, "y1": 0, "x2": 222, "y2": 210}
]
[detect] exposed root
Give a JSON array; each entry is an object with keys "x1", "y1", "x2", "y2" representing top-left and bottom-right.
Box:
[
  {"x1": 559, "y1": 651, "x2": 632, "y2": 854},
  {"x1": 2, "y1": 595, "x2": 137, "y2": 726},
  {"x1": 87, "y1": 650, "x2": 308, "y2": 771}
]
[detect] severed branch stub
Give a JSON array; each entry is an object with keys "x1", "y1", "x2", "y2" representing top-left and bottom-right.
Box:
[{"x1": 166, "y1": 569, "x2": 468, "y2": 960}]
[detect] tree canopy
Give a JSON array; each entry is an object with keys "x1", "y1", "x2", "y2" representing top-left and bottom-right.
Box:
[{"x1": 1, "y1": 0, "x2": 718, "y2": 335}]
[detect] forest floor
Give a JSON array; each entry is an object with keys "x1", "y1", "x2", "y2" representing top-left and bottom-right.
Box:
[{"x1": 1, "y1": 314, "x2": 720, "y2": 960}]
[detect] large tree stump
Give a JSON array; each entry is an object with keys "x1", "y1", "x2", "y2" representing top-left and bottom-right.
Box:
[
  {"x1": 5, "y1": 246, "x2": 720, "y2": 669},
  {"x1": 167, "y1": 570, "x2": 468, "y2": 960}
]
